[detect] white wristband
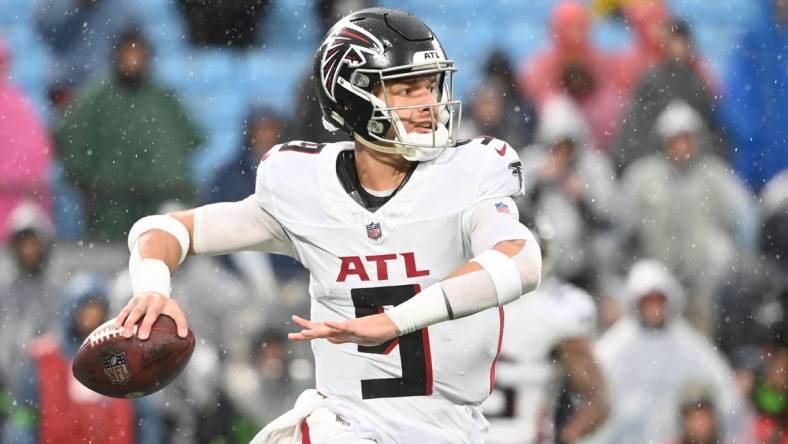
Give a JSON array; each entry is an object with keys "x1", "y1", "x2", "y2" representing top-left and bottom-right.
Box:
[
  {"x1": 128, "y1": 215, "x2": 190, "y2": 265},
  {"x1": 129, "y1": 246, "x2": 172, "y2": 297},
  {"x1": 471, "y1": 249, "x2": 523, "y2": 305},
  {"x1": 386, "y1": 283, "x2": 449, "y2": 335}
]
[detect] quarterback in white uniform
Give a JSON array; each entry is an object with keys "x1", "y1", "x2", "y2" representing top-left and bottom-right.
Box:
[{"x1": 113, "y1": 7, "x2": 542, "y2": 444}]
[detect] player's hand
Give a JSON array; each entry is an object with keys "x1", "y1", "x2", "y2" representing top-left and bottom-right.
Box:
[
  {"x1": 288, "y1": 313, "x2": 399, "y2": 347},
  {"x1": 113, "y1": 293, "x2": 188, "y2": 340}
]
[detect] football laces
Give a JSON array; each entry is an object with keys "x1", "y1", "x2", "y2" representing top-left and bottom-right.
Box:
[{"x1": 81, "y1": 320, "x2": 136, "y2": 348}]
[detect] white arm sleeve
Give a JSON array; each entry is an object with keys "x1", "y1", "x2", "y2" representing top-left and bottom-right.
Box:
[
  {"x1": 387, "y1": 198, "x2": 542, "y2": 335},
  {"x1": 192, "y1": 195, "x2": 296, "y2": 258}
]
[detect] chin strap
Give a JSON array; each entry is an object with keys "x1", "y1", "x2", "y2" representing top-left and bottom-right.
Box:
[
  {"x1": 353, "y1": 125, "x2": 449, "y2": 162},
  {"x1": 353, "y1": 132, "x2": 409, "y2": 155}
]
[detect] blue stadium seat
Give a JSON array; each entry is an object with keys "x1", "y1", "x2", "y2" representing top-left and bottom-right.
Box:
[
  {"x1": 242, "y1": 48, "x2": 312, "y2": 109},
  {"x1": 500, "y1": 22, "x2": 548, "y2": 69},
  {"x1": 263, "y1": 0, "x2": 322, "y2": 50},
  {"x1": 668, "y1": 0, "x2": 755, "y2": 26},
  {"x1": 0, "y1": 0, "x2": 29, "y2": 23},
  {"x1": 192, "y1": 130, "x2": 243, "y2": 184},
  {"x1": 593, "y1": 19, "x2": 631, "y2": 52},
  {"x1": 499, "y1": 0, "x2": 554, "y2": 25}
]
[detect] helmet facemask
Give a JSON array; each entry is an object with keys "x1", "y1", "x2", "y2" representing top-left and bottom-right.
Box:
[{"x1": 337, "y1": 61, "x2": 462, "y2": 161}]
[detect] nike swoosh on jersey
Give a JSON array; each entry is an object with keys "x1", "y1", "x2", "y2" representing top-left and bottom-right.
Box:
[{"x1": 495, "y1": 144, "x2": 507, "y2": 156}]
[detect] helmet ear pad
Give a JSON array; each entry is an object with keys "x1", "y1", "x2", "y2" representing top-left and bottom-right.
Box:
[{"x1": 334, "y1": 75, "x2": 392, "y2": 141}]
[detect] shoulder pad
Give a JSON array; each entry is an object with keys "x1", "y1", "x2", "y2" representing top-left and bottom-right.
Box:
[
  {"x1": 255, "y1": 141, "x2": 329, "y2": 216},
  {"x1": 457, "y1": 136, "x2": 524, "y2": 200}
]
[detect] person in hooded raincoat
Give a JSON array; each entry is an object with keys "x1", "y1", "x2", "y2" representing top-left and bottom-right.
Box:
[
  {"x1": 621, "y1": 99, "x2": 757, "y2": 331},
  {"x1": 581, "y1": 260, "x2": 751, "y2": 444},
  {"x1": 518, "y1": 96, "x2": 621, "y2": 290},
  {"x1": 0, "y1": 202, "x2": 57, "y2": 387}
]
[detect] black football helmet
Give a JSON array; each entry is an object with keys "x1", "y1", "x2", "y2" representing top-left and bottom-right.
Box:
[{"x1": 313, "y1": 7, "x2": 461, "y2": 161}]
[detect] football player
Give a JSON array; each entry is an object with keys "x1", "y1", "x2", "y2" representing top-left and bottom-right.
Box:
[
  {"x1": 483, "y1": 221, "x2": 609, "y2": 443},
  {"x1": 113, "y1": 8, "x2": 542, "y2": 444}
]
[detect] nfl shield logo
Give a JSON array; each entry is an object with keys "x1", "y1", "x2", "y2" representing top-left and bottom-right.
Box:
[
  {"x1": 495, "y1": 202, "x2": 510, "y2": 214},
  {"x1": 366, "y1": 222, "x2": 382, "y2": 240},
  {"x1": 103, "y1": 352, "x2": 131, "y2": 385}
]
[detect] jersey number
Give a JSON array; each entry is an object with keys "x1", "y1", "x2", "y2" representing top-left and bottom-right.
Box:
[
  {"x1": 279, "y1": 141, "x2": 325, "y2": 154},
  {"x1": 351, "y1": 284, "x2": 433, "y2": 399}
]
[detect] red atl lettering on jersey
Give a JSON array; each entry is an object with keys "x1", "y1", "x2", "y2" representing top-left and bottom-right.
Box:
[
  {"x1": 336, "y1": 252, "x2": 430, "y2": 282},
  {"x1": 336, "y1": 256, "x2": 370, "y2": 282},
  {"x1": 365, "y1": 254, "x2": 398, "y2": 280},
  {"x1": 400, "y1": 252, "x2": 429, "y2": 277}
]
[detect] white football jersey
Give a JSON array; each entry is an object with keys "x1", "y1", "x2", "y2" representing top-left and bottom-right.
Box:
[
  {"x1": 483, "y1": 276, "x2": 596, "y2": 444},
  {"x1": 254, "y1": 138, "x2": 526, "y2": 444}
]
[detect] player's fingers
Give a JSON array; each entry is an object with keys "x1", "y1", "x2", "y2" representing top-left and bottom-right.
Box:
[
  {"x1": 301, "y1": 327, "x2": 332, "y2": 339},
  {"x1": 291, "y1": 315, "x2": 317, "y2": 329},
  {"x1": 113, "y1": 302, "x2": 134, "y2": 329},
  {"x1": 122, "y1": 299, "x2": 148, "y2": 338},
  {"x1": 294, "y1": 323, "x2": 343, "y2": 340},
  {"x1": 163, "y1": 300, "x2": 189, "y2": 338},
  {"x1": 137, "y1": 301, "x2": 164, "y2": 340},
  {"x1": 288, "y1": 331, "x2": 311, "y2": 341},
  {"x1": 323, "y1": 320, "x2": 350, "y2": 332}
]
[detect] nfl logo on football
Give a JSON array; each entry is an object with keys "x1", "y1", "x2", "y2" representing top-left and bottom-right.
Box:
[
  {"x1": 103, "y1": 352, "x2": 131, "y2": 385},
  {"x1": 366, "y1": 222, "x2": 382, "y2": 240}
]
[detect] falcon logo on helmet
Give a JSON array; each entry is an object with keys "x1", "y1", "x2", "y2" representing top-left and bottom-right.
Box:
[
  {"x1": 313, "y1": 7, "x2": 463, "y2": 162},
  {"x1": 321, "y1": 24, "x2": 384, "y2": 102}
]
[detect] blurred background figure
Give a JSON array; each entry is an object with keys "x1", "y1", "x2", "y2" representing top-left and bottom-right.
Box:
[
  {"x1": 204, "y1": 105, "x2": 305, "y2": 303},
  {"x1": 621, "y1": 99, "x2": 756, "y2": 331},
  {"x1": 484, "y1": 219, "x2": 609, "y2": 443},
  {"x1": 519, "y1": 1, "x2": 623, "y2": 151},
  {"x1": 518, "y1": 96, "x2": 621, "y2": 291},
  {"x1": 35, "y1": 0, "x2": 142, "y2": 110},
  {"x1": 760, "y1": 169, "x2": 788, "y2": 275},
  {"x1": 614, "y1": 0, "x2": 671, "y2": 95},
  {"x1": 721, "y1": 0, "x2": 788, "y2": 193},
  {"x1": 585, "y1": 260, "x2": 750, "y2": 444},
  {"x1": 205, "y1": 105, "x2": 284, "y2": 204},
  {"x1": 713, "y1": 169, "x2": 788, "y2": 373},
  {"x1": 223, "y1": 327, "x2": 313, "y2": 438},
  {"x1": 751, "y1": 335, "x2": 788, "y2": 443},
  {"x1": 723, "y1": 280, "x2": 788, "y2": 444},
  {"x1": 461, "y1": 49, "x2": 538, "y2": 150},
  {"x1": 613, "y1": 18, "x2": 725, "y2": 173},
  {"x1": 177, "y1": 0, "x2": 272, "y2": 49},
  {"x1": 665, "y1": 385, "x2": 725, "y2": 444},
  {"x1": 0, "y1": 373, "x2": 8, "y2": 440},
  {"x1": 0, "y1": 202, "x2": 56, "y2": 387},
  {"x1": 2, "y1": 272, "x2": 164, "y2": 444},
  {"x1": 56, "y1": 29, "x2": 203, "y2": 240},
  {"x1": 0, "y1": 39, "x2": 53, "y2": 245}
]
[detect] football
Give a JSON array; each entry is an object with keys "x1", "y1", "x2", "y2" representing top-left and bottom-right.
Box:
[{"x1": 72, "y1": 315, "x2": 195, "y2": 398}]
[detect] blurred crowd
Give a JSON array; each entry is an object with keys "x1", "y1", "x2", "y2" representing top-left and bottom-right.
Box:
[{"x1": 1, "y1": 0, "x2": 787, "y2": 443}]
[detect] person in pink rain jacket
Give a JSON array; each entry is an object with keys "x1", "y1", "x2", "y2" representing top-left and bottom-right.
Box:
[
  {"x1": 0, "y1": 39, "x2": 53, "y2": 244},
  {"x1": 518, "y1": 1, "x2": 624, "y2": 152}
]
